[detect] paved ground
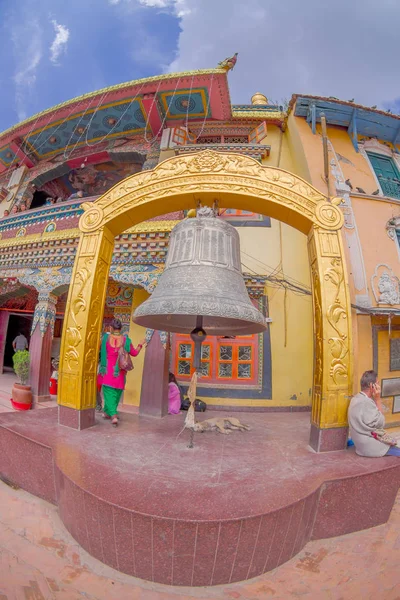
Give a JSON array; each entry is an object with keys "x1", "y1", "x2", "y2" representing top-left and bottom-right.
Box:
[
  {"x1": 0, "y1": 480, "x2": 399, "y2": 600},
  {"x1": 1, "y1": 372, "x2": 399, "y2": 598},
  {"x1": 0, "y1": 370, "x2": 57, "y2": 413}
]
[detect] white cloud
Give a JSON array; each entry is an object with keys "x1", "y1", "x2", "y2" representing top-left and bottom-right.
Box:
[
  {"x1": 12, "y1": 19, "x2": 43, "y2": 121},
  {"x1": 167, "y1": 0, "x2": 400, "y2": 109},
  {"x1": 139, "y1": 0, "x2": 171, "y2": 6},
  {"x1": 109, "y1": 0, "x2": 190, "y2": 15},
  {"x1": 50, "y1": 20, "x2": 70, "y2": 65}
]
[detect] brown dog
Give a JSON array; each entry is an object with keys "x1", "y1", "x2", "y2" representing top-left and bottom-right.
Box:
[{"x1": 193, "y1": 417, "x2": 251, "y2": 434}]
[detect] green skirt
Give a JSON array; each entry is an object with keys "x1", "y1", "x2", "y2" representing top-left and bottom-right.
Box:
[{"x1": 102, "y1": 385, "x2": 123, "y2": 416}]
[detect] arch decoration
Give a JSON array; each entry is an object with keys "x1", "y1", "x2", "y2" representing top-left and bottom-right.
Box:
[{"x1": 58, "y1": 150, "x2": 353, "y2": 446}]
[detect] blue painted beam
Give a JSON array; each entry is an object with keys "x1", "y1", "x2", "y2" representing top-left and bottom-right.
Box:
[
  {"x1": 306, "y1": 103, "x2": 316, "y2": 134},
  {"x1": 348, "y1": 109, "x2": 359, "y2": 152},
  {"x1": 392, "y1": 125, "x2": 400, "y2": 153}
]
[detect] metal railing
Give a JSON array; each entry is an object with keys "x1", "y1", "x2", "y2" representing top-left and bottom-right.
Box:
[{"x1": 378, "y1": 176, "x2": 400, "y2": 200}]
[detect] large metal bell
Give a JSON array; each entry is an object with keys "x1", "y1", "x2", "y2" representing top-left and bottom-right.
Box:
[{"x1": 133, "y1": 207, "x2": 267, "y2": 335}]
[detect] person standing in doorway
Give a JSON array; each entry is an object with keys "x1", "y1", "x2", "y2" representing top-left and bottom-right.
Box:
[
  {"x1": 98, "y1": 318, "x2": 145, "y2": 426},
  {"x1": 12, "y1": 332, "x2": 28, "y2": 353}
]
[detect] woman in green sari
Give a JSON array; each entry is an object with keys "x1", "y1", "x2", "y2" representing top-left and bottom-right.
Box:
[{"x1": 99, "y1": 318, "x2": 145, "y2": 425}]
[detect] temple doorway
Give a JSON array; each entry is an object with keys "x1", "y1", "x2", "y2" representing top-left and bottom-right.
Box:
[
  {"x1": 30, "y1": 191, "x2": 50, "y2": 210},
  {"x1": 3, "y1": 314, "x2": 32, "y2": 368}
]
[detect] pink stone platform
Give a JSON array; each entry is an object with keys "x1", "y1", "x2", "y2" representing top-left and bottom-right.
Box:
[{"x1": 0, "y1": 408, "x2": 399, "y2": 586}]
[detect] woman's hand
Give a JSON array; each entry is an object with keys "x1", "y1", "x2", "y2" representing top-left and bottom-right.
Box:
[{"x1": 138, "y1": 339, "x2": 146, "y2": 350}]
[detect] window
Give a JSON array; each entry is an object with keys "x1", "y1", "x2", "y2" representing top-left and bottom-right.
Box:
[
  {"x1": 367, "y1": 152, "x2": 400, "y2": 199},
  {"x1": 220, "y1": 209, "x2": 256, "y2": 218},
  {"x1": 218, "y1": 343, "x2": 253, "y2": 380},
  {"x1": 248, "y1": 122, "x2": 268, "y2": 144},
  {"x1": 173, "y1": 334, "x2": 258, "y2": 385},
  {"x1": 177, "y1": 341, "x2": 212, "y2": 378}
]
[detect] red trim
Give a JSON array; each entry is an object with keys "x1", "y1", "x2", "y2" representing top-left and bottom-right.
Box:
[{"x1": 11, "y1": 399, "x2": 31, "y2": 411}]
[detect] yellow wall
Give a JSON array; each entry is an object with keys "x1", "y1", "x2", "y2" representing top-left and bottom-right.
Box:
[
  {"x1": 123, "y1": 288, "x2": 149, "y2": 406},
  {"x1": 374, "y1": 317, "x2": 400, "y2": 425},
  {"x1": 192, "y1": 123, "x2": 314, "y2": 408},
  {"x1": 195, "y1": 216, "x2": 313, "y2": 408}
]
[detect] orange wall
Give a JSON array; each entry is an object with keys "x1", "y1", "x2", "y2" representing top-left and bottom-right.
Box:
[{"x1": 351, "y1": 197, "x2": 400, "y2": 297}]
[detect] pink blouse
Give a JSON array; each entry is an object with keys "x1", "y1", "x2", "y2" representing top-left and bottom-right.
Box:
[
  {"x1": 102, "y1": 337, "x2": 140, "y2": 390},
  {"x1": 168, "y1": 382, "x2": 181, "y2": 414}
]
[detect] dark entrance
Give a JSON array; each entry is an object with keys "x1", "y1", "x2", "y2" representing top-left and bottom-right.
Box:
[
  {"x1": 4, "y1": 314, "x2": 32, "y2": 368},
  {"x1": 30, "y1": 191, "x2": 50, "y2": 210}
]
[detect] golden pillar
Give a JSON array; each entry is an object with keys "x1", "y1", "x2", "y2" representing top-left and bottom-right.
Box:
[
  {"x1": 58, "y1": 227, "x2": 113, "y2": 428},
  {"x1": 308, "y1": 218, "x2": 353, "y2": 451},
  {"x1": 124, "y1": 288, "x2": 149, "y2": 406}
]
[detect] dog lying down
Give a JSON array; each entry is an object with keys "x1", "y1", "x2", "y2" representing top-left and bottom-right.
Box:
[{"x1": 192, "y1": 417, "x2": 251, "y2": 434}]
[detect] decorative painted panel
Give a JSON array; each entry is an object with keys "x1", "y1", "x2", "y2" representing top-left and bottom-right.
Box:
[
  {"x1": 24, "y1": 99, "x2": 147, "y2": 159},
  {"x1": 0, "y1": 145, "x2": 17, "y2": 167},
  {"x1": 158, "y1": 88, "x2": 210, "y2": 120}
]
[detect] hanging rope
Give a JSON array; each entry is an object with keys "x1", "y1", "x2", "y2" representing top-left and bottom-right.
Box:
[
  {"x1": 84, "y1": 82, "x2": 146, "y2": 148},
  {"x1": 184, "y1": 370, "x2": 197, "y2": 430},
  {"x1": 194, "y1": 73, "x2": 214, "y2": 141},
  {"x1": 144, "y1": 77, "x2": 182, "y2": 144},
  {"x1": 143, "y1": 78, "x2": 163, "y2": 143},
  {"x1": 184, "y1": 74, "x2": 195, "y2": 135},
  {"x1": 63, "y1": 94, "x2": 102, "y2": 160}
]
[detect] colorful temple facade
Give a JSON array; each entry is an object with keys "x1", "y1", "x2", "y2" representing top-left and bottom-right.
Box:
[{"x1": 0, "y1": 67, "x2": 399, "y2": 432}]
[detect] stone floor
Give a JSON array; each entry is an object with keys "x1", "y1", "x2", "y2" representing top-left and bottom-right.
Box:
[
  {"x1": 0, "y1": 480, "x2": 399, "y2": 600},
  {"x1": 0, "y1": 370, "x2": 57, "y2": 413}
]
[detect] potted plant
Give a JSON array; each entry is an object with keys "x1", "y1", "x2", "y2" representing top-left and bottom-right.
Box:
[{"x1": 11, "y1": 350, "x2": 32, "y2": 410}]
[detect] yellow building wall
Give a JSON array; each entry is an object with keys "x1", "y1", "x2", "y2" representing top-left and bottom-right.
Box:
[
  {"x1": 374, "y1": 317, "x2": 400, "y2": 426},
  {"x1": 123, "y1": 288, "x2": 149, "y2": 406},
  {"x1": 190, "y1": 123, "x2": 314, "y2": 408},
  {"x1": 195, "y1": 218, "x2": 313, "y2": 408}
]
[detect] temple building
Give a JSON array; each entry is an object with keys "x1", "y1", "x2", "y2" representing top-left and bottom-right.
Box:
[{"x1": 0, "y1": 66, "x2": 399, "y2": 427}]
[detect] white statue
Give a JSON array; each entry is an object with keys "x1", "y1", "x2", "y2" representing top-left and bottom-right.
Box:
[{"x1": 378, "y1": 272, "x2": 399, "y2": 305}]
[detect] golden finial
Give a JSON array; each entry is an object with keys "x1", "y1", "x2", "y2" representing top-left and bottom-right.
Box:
[{"x1": 251, "y1": 92, "x2": 268, "y2": 105}]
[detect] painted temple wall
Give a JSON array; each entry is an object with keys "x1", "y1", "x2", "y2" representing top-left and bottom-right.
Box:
[
  {"x1": 123, "y1": 288, "x2": 148, "y2": 407},
  {"x1": 291, "y1": 113, "x2": 400, "y2": 422}
]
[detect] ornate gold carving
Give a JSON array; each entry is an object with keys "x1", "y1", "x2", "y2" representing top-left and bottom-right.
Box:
[
  {"x1": 324, "y1": 258, "x2": 349, "y2": 385},
  {"x1": 59, "y1": 229, "x2": 114, "y2": 410},
  {"x1": 319, "y1": 231, "x2": 340, "y2": 257},
  {"x1": 315, "y1": 201, "x2": 343, "y2": 230},
  {"x1": 309, "y1": 228, "x2": 352, "y2": 429},
  {"x1": 232, "y1": 109, "x2": 285, "y2": 121},
  {"x1": 79, "y1": 205, "x2": 105, "y2": 232},
  {"x1": 0, "y1": 228, "x2": 81, "y2": 248},
  {"x1": 59, "y1": 150, "x2": 352, "y2": 434}
]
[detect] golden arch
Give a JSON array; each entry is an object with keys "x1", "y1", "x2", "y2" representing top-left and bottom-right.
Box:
[{"x1": 59, "y1": 150, "x2": 353, "y2": 437}]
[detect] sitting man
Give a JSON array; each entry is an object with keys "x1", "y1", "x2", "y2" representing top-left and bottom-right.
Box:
[{"x1": 348, "y1": 370, "x2": 400, "y2": 457}]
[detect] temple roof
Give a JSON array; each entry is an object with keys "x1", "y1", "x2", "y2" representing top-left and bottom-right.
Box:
[{"x1": 0, "y1": 69, "x2": 232, "y2": 172}]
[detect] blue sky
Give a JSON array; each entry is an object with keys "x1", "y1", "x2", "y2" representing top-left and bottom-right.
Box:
[{"x1": 0, "y1": 0, "x2": 399, "y2": 133}]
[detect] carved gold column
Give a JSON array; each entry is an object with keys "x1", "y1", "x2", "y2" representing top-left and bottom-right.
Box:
[
  {"x1": 58, "y1": 225, "x2": 114, "y2": 429},
  {"x1": 308, "y1": 209, "x2": 353, "y2": 451}
]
